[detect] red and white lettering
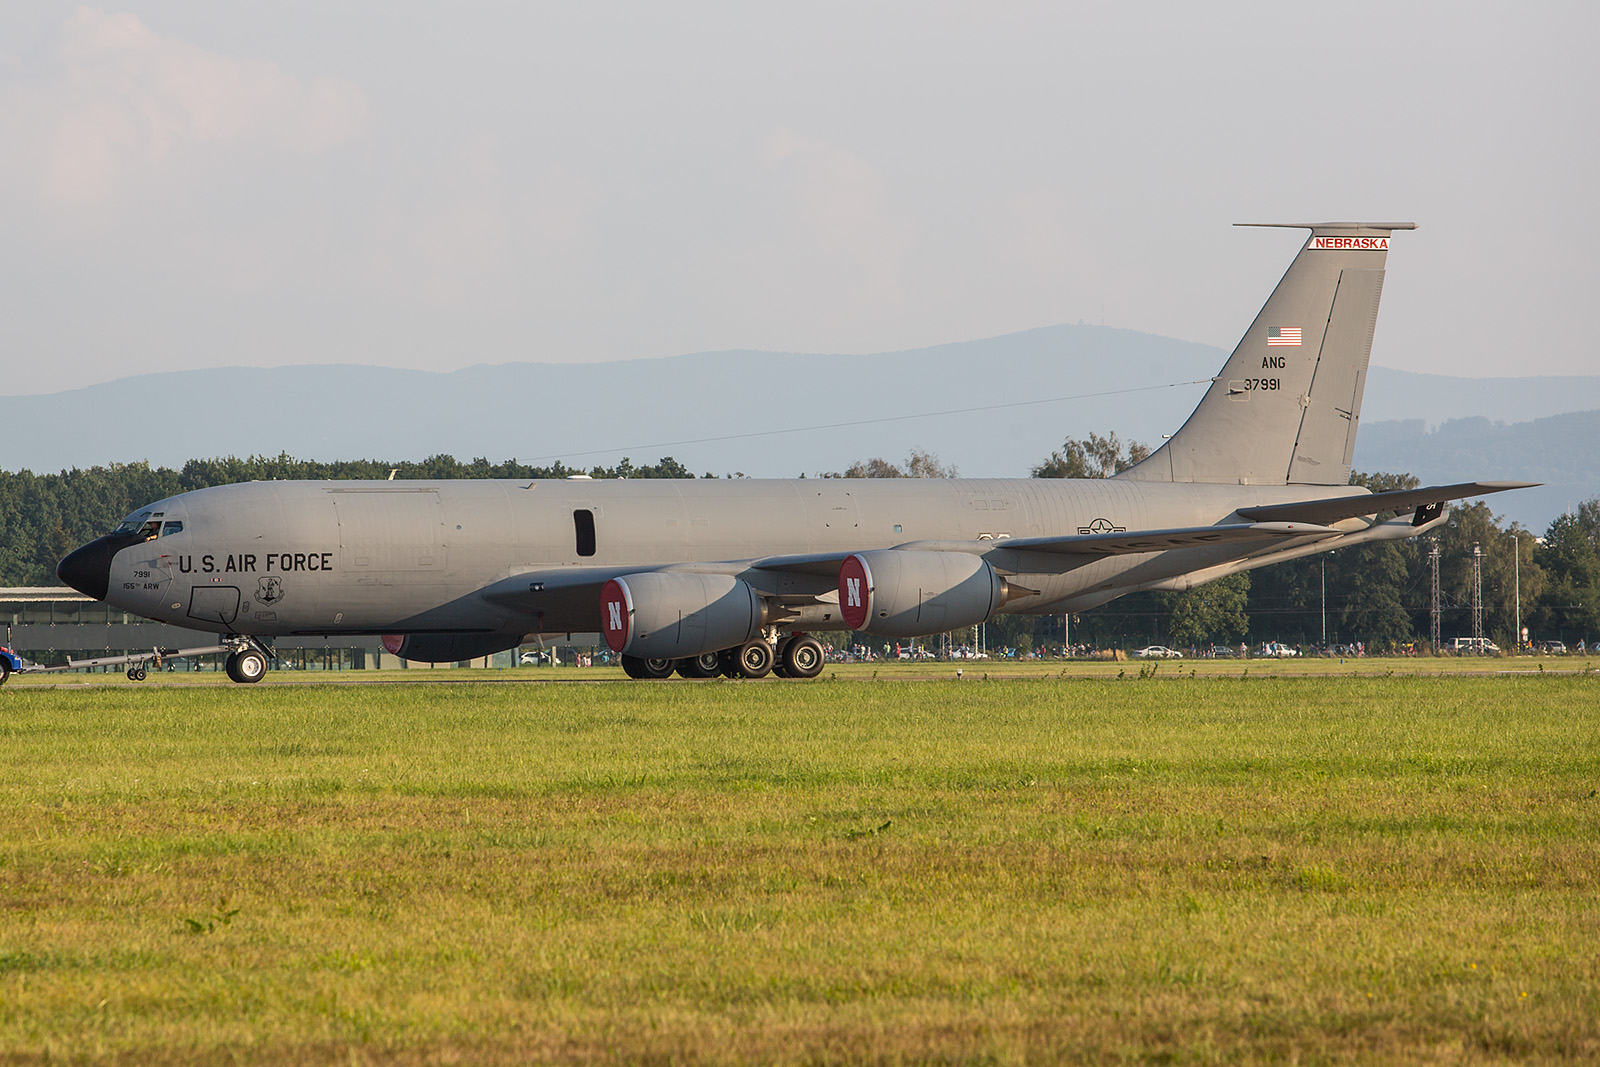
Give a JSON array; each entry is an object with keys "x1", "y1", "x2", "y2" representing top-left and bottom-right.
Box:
[
  {"x1": 838, "y1": 554, "x2": 872, "y2": 631},
  {"x1": 600, "y1": 578, "x2": 633, "y2": 653},
  {"x1": 1311, "y1": 235, "x2": 1389, "y2": 251}
]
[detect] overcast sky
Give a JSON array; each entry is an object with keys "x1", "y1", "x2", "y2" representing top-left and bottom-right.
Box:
[{"x1": 2, "y1": 2, "x2": 1594, "y2": 397}]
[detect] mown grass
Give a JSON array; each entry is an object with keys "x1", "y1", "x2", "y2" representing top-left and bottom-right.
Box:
[{"x1": 1, "y1": 675, "x2": 1596, "y2": 1064}]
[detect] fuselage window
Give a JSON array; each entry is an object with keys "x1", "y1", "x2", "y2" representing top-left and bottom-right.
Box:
[
  {"x1": 574, "y1": 509, "x2": 596, "y2": 557},
  {"x1": 162, "y1": 521, "x2": 184, "y2": 536}
]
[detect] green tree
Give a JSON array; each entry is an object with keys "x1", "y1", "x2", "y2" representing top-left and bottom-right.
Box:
[
  {"x1": 1032, "y1": 432, "x2": 1150, "y2": 478},
  {"x1": 1434, "y1": 502, "x2": 1542, "y2": 648},
  {"x1": 823, "y1": 449, "x2": 957, "y2": 479},
  {"x1": 1164, "y1": 572, "x2": 1250, "y2": 647},
  {"x1": 0, "y1": 454, "x2": 693, "y2": 586},
  {"x1": 1530, "y1": 501, "x2": 1600, "y2": 641}
]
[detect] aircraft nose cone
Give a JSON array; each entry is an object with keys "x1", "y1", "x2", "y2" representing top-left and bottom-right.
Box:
[{"x1": 57, "y1": 537, "x2": 116, "y2": 601}]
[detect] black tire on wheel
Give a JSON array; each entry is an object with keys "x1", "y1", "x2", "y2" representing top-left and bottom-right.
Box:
[
  {"x1": 621, "y1": 654, "x2": 674, "y2": 679},
  {"x1": 735, "y1": 639, "x2": 774, "y2": 679},
  {"x1": 0, "y1": 661, "x2": 11, "y2": 686},
  {"x1": 132, "y1": 666, "x2": 148, "y2": 682},
  {"x1": 782, "y1": 636, "x2": 825, "y2": 679},
  {"x1": 226, "y1": 649, "x2": 267, "y2": 684},
  {"x1": 126, "y1": 667, "x2": 138, "y2": 681},
  {"x1": 239, "y1": 651, "x2": 266, "y2": 683},
  {"x1": 677, "y1": 652, "x2": 721, "y2": 679}
]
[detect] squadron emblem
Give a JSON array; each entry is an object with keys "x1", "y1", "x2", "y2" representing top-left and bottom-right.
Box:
[{"x1": 256, "y1": 576, "x2": 285, "y2": 605}]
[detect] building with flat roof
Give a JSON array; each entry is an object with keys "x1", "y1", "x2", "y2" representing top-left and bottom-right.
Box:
[
  {"x1": 3, "y1": 586, "x2": 386, "y2": 672},
  {"x1": 2, "y1": 588, "x2": 601, "y2": 673}
]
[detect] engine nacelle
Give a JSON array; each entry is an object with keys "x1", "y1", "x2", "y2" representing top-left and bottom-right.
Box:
[
  {"x1": 381, "y1": 632, "x2": 522, "y2": 663},
  {"x1": 601, "y1": 572, "x2": 764, "y2": 659},
  {"x1": 839, "y1": 550, "x2": 1005, "y2": 637}
]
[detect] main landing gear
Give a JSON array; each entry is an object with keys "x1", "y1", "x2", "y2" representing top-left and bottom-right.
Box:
[{"x1": 619, "y1": 634, "x2": 825, "y2": 681}]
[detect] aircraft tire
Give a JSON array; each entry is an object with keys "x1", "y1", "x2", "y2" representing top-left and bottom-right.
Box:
[
  {"x1": 621, "y1": 654, "x2": 674, "y2": 680},
  {"x1": 132, "y1": 667, "x2": 147, "y2": 682},
  {"x1": 0, "y1": 661, "x2": 8, "y2": 686},
  {"x1": 734, "y1": 639, "x2": 774, "y2": 679},
  {"x1": 227, "y1": 649, "x2": 268, "y2": 684},
  {"x1": 781, "y1": 636, "x2": 825, "y2": 679},
  {"x1": 126, "y1": 668, "x2": 138, "y2": 681},
  {"x1": 677, "y1": 652, "x2": 721, "y2": 679}
]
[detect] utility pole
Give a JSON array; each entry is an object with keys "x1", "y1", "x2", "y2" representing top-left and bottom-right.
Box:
[
  {"x1": 1514, "y1": 533, "x2": 1522, "y2": 654},
  {"x1": 1471, "y1": 542, "x2": 1484, "y2": 649},
  {"x1": 1429, "y1": 541, "x2": 1441, "y2": 653},
  {"x1": 1320, "y1": 557, "x2": 1327, "y2": 647}
]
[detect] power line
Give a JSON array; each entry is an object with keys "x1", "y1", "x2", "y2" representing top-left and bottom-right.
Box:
[{"x1": 522, "y1": 377, "x2": 1216, "y2": 465}]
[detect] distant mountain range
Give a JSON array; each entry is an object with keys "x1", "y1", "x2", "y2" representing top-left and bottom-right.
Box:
[{"x1": 2, "y1": 324, "x2": 1593, "y2": 533}]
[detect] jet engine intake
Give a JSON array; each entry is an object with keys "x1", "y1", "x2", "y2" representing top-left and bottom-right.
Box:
[
  {"x1": 601, "y1": 572, "x2": 765, "y2": 659},
  {"x1": 839, "y1": 550, "x2": 1007, "y2": 637},
  {"x1": 381, "y1": 632, "x2": 522, "y2": 663}
]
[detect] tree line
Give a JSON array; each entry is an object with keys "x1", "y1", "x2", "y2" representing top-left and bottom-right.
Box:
[
  {"x1": 0, "y1": 454, "x2": 693, "y2": 588},
  {"x1": 2, "y1": 444, "x2": 1594, "y2": 649},
  {"x1": 1015, "y1": 434, "x2": 1598, "y2": 652}
]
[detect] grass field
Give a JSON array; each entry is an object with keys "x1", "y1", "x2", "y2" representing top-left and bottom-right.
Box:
[{"x1": 2, "y1": 671, "x2": 1596, "y2": 1064}]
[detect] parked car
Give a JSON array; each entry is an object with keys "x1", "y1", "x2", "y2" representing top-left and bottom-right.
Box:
[
  {"x1": 1452, "y1": 637, "x2": 1500, "y2": 654},
  {"x1": 0, "y1": 645, "x2": 23, "y2": 684},
  {"x1": 1258, "y1": 642, "x2": 1300, "y2": 658},
  {"x1": 1136, "y1": 645, "x2": 1183, "y2": 659},
  {"x1": 1538, "y1": 640, "x2": 1567, "y2": 655}
]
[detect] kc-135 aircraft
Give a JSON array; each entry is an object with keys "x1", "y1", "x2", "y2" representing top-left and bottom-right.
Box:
[{"x1": 58, "y1": 222, "x2": 1533, "y2": 682}]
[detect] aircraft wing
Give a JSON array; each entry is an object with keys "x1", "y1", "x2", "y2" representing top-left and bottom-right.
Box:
[
  {"x1": 477, "y1": 564, "x2": 649, "y2": 621},
  {"x1": 746, "y1": 521, "x2": 1339, "y2": 573},
  {"x1": 1235, "y1": 481, "x2": 1539, "y2": 526},
  {"x1": 969, "y1": 521, "x2": 1339, "y2": 556},
  {"x1": 478, "y1": 521, "x2": 1340, "y2": 623}
]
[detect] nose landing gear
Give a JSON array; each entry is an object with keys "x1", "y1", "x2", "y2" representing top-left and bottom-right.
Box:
[
  {"x1": 223, "y1": 645, "x2": 269, "y2": 684},
  {"x1": 218, "y1": 636, "x2": 273, "y2": 684}
]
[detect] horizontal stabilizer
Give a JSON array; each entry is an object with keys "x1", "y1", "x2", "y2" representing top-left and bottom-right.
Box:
[{"x1": 1235, "y1": 481, "x2": 1540, "y2": 525}]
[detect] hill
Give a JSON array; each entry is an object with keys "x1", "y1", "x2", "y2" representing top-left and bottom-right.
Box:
[{"x1": 2, "y1": 324, "x2": 1591, "y2": 532}]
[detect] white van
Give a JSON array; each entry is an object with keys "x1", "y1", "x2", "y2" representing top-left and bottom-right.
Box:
[{"x1": 1452, "y1": 637, "x2": 1500, "y2": 654}]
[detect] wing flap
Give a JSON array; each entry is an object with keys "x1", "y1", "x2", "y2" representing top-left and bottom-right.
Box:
[
  {"x1": 988, "y1": 521, "x2": 1339, "y2": 556},
  {"x1": 1236, "y1": 481, "x2": 1539, "y2": 525}
]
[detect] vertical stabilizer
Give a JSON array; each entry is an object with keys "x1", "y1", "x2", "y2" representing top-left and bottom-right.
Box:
[{"x1": 1119, "y1": 222, "x2": 1412, "y2": 486}]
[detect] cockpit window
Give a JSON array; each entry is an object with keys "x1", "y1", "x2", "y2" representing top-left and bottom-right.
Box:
[
  {"x1": 161, "y1": 521, "x2": 184, "y2": 536},
  {"x1": 111, "y1": 511, "x2": 166, "y2": 538}
]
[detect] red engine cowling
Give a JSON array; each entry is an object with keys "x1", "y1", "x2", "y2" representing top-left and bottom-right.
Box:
[
  {"x1": 601, "y1": 572, "x2": 764, "y2": 658},
  {"x1": 839, "y1": 550, "x2": 1005, "y2": 637}
]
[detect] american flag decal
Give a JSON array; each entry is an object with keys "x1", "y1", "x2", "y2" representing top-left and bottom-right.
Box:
[{"x1": 1267, "y1": 326, "x2": 1302, "y2": 346}]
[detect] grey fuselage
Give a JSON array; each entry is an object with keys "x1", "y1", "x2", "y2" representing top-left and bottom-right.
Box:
[{"x1": 103, "y1": 476, "x2": 1363, "y2": 641}]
